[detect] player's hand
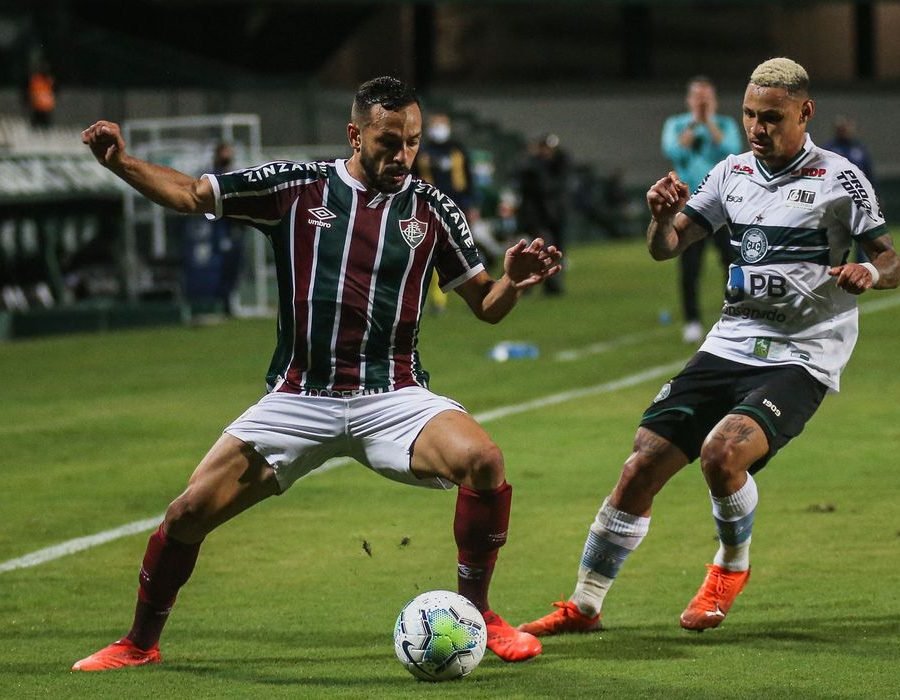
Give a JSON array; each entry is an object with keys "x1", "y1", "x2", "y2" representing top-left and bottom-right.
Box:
[
  {"x1": 646, "y1": 171, "x2": 690, "y2": 221},
  {"x1": 504, "y1": 237, "x2": 563, "y2": 289},
  {"x1": 81, "y1": 120, "x2": 126, "y2": 169},
  {"x1": 828, "y1": 263, "x2": 877, "y2": 294}
]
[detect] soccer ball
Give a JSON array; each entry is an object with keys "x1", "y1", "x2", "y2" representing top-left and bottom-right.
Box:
[{"x1": 393, "y1": 590, "x2": 487, "y2": 681}]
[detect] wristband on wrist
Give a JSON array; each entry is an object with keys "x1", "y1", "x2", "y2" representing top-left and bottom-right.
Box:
[{"x1": 861, "y1": 262, "x2": 880, "y2": 286}]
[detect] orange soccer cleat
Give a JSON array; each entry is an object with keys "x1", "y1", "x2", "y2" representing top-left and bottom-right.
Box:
[
  {"x1": 481, "y1": 610, "x2": 542, "y2": 662},
  {"x1": 680, "y1": 564, "x2": 751, "y2": 631},
  {"x1": 71, "y1": 638, "x2": 162, "y2": 672},
  {"x1": 517, "y1": 600, "x2": 602, "y2": 637}
]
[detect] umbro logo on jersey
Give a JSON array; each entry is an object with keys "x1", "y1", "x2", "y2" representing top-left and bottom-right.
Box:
[
  {"x1": 307, "y1": 207, "x2": 336, "y2": 228},
  {"x1": 399, "y1": 216, "x2": 428, "y2": 249}
]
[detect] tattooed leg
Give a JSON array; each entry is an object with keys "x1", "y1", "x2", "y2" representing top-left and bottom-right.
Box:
[
  {"x1": 700, "y1": 414, "x2": 769, "y2": 496},
  {"x1": 610, "y1": 427, "x2": 690, "y2": 516}
]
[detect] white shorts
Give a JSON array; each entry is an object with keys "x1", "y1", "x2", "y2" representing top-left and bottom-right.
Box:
[{"x1": 224, "y1": 386, "x2": 465, "y2": 491}]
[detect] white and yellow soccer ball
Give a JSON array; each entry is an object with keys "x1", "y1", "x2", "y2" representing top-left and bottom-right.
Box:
[{"x1": 393, "y1": 590, "x2": 487, "y2": 681}]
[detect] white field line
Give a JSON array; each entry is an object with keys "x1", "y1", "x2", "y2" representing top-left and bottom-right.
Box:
[
  {"x1": 0, "y1": 515, "x2": 164, "y2": 574},
  {"x1": 474, "y1": 360, "x2": 684, "y2": 424},
  {"x1": 553, "y1": 326, "x2": 672, "y2": 362},
  {"x1": 0, "y1": 359, "x2": 685, "y2": 574},
  {"x1": 2, "y1": 292, "x2": 896, "y2": 575}
]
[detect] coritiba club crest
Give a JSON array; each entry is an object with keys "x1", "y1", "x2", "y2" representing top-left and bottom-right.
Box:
[
  {"x1": 399, "y1": 217, "x2": 428, "y2": 249},
  {"x1": 740, "y1": 228, "x2": 769, "y2": 263}
]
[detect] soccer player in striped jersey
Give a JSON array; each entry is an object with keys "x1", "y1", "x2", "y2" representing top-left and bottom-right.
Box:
[
  {"x1": 74, "y1": 76, "x2": 560, "y2": 671},
  {"x1": 520, "y1": 57, "x2": 898, "y2": 637}
]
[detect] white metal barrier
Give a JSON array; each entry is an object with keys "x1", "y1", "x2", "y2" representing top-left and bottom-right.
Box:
[{"x1": 121, "y1": 114, "x2": 269, "y2": 315}]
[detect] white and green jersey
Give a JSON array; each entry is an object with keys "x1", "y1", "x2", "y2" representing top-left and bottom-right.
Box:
[{"x1": 684, "y1": 134, "x2": 887, "y2": 391}]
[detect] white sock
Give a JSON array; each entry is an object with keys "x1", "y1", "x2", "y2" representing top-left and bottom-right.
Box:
[
  {"x1": 571, "y1": 498, "x2": 650, "y2": 616},
  {"x1": 711, "y1": 473, "x2": 758, "y2": 572}
]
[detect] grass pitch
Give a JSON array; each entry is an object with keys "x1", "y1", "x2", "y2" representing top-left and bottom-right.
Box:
[{"x1": 1, "y1": 238, "x2": 898, "y2": 699}]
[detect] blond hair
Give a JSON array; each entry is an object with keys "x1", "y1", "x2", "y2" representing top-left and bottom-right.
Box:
[{"x1": 749, "y1": 57, "x2": 810, "y2": 95}]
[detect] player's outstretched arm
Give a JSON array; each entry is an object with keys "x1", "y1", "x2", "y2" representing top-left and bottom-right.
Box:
[
  {"x1": 456, "y1": 238, "x2": 562, "y2": 324},
  {"x1": 645, "y1": 171, "x2": 704, "y2": 260},
  {"x1": 828, "y1": 233, "x2": 899, "y2": 294},
  {"x1": 82, "y1": 120, "x2": 214, "y2": 216}
]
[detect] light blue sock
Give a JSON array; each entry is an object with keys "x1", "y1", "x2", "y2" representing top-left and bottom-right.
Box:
[
  {"x1": 711, "y1": 474, "x2": 758, "y2": 571},
  {"x1": 572, "y1": 498, "x2": 650, "y2": 616}
]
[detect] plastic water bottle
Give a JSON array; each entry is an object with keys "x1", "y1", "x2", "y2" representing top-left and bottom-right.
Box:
[{"x1": 488, "y1": 341, "x2": 540, "y2": 362}]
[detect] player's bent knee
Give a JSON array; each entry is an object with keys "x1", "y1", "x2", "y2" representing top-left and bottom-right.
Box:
[
  {"x1": 164, "y1": 488, "x2": 215, "y2": 541},
  {"x1": 456, "y1": 441, "x2": 505, "y2": 490},
  {"x1": 698, "y1": 439, "x2": 746, "y2": 483},
  {"x1": 619, "y1": 444, "x2": 668, "y2": 489}
]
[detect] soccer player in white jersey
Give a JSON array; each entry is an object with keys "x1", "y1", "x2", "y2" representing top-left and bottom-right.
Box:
[
  {"x1": 520, "y1": 57, "x2": 898, "y2": 637},
  {"x1": 73, "y1": 77, "x2": 561, "y2": 671}
]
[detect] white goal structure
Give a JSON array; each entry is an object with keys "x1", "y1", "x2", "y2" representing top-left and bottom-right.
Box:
[{"x1": 121, "y1": 114, "x2": 271, "y2": 315}]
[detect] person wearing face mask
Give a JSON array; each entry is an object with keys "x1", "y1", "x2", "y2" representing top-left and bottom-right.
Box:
[
  {"x1": 414, "y1": 112, "x2": 483, "y2": 313},
  {"x1": 515, "y1": 133, "x2": 572, "y2": 296}
]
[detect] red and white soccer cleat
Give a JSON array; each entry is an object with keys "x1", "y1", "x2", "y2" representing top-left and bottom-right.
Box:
[
  {"x1": 680, "y1": 564, "x2": 751, "y2": 631},
  {"x1": 517, "y1": 600, "x2": 602, "y2": 637},
  {"x1": 482, "y1": 610, "x2": 542, "y2": 662},
  {"x1": 71, "y1": 638, "x2": 162, "y2": 672}
]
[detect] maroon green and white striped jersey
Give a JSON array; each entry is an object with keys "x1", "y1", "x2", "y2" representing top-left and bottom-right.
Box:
[{"x1": 205, "y1": 158, "x2": 484, "y2": 393}]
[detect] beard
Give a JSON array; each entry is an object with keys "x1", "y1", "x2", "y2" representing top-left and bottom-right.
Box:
[{"x1": 359, "y1": 151, "x2": 408, "y2": 194}]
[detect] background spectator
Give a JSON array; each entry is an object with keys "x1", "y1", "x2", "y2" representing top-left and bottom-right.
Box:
[
  {"x1": 516, "y1": 132, "x2": 571, "y2": 296},
  {"x1": 23, "y1": 54, "x2": 56, "y2": 129},
  {"x1": 661, "y1": 76, "x2": 742, "y2": 343}
]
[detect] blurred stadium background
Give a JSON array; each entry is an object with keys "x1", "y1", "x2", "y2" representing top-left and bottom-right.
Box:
[{"x1": 1, "y1": 0, "x2": 899, "y2": 337}]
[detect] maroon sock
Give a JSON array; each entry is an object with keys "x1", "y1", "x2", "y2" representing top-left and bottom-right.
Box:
[
  {"x1": 454, "y1": 481, "x2": 512, "y2": 612},
  {"x1": 126, "y1": 524, "x2": 201, "y2": 650}
]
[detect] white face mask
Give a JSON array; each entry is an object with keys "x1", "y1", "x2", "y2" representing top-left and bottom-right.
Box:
[{"x1": 428, "y1": 123, "x2": 451, "y2": 144}]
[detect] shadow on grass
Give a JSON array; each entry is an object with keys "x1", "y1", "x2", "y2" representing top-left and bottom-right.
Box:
[
  {"x1": 533, "y1": 611, "x2": 900, "y2": 662},
  {"x1": 2, "y1": 613, "x2": 896, "y2": 686}
]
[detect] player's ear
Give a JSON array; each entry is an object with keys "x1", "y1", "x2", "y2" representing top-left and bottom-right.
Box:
[
  {"x1": 347, "y1": 123, "x2": 362, "y2": 151},
  {"x1": 799, "y1": 99, "x2": 815, "y2": 123}
]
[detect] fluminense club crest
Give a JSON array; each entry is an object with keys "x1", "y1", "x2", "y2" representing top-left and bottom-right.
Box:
[{"x1": 399, "y1": 217, "x2": 428, "y2": 249}]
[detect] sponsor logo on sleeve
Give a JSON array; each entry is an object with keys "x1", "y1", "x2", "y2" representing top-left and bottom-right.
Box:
[
  {"x1": 836, "y1": 169, "x2": 882, "y2": 221},
  {"x1": 693, "y1": 172, "x2": 711, "y2": 196}
]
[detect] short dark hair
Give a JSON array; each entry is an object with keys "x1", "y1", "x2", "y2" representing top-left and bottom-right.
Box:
[
  {"x1": 687, "y1": 75, "x2": 714, "y2": 90},
  {"x1": 352, "y1": 76, "x2": 419, "y2": 124}
]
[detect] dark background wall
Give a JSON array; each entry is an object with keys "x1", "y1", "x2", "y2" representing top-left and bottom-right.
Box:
[{"x1": 3, "y1": 1, "x2": 899, "y2": 188}]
